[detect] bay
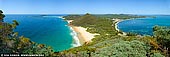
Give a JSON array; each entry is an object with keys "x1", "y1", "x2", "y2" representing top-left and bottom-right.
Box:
[
  {"x1": 118, "y1": 15, "x2": 170, "y2": 35},
  {"x1": 4, "y1": 14, "x2": 73, "y2": 52}
]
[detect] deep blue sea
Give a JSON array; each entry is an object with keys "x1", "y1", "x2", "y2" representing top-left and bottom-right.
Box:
[
  {"x1": 4, "y1": 14, "x2": 79, "y2": 52},
  {"x1": 118, "y1": 15, "x2": 170, "y2": 35}
]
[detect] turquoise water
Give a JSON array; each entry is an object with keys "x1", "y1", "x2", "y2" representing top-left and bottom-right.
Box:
[
  {"x1": 118, "y1": 15, "x2": 170, "y2": 35},
  {"x1": 4, "y1": 14, "x2": 75, "y2": 52}
]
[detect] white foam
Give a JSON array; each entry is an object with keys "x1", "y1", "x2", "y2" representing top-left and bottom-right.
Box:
[
  {"x1": 60, "y1": 16, "x2": 80, "y2": 47},
  {"x1": 69, "y1": 27, "x2": 81, "y2": 47}
]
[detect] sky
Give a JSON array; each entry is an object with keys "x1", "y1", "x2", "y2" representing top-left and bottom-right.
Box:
[{"x1": 0, "y1": 0, "x2": 170, "y2": 14}]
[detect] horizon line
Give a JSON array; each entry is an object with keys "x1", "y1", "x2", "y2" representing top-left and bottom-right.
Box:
[{"x1": 4, "y1": 13, "x2": 170, "y2": 15}]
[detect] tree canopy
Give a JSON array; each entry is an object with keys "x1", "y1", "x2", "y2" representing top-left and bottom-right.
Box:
[{"x1": 0, "y1": 10, "x2": 54, "y2": 56}]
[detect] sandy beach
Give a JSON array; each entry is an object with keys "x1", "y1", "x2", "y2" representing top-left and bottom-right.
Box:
[
  {"x1": 113, "y1": 19, "x2": 127, "y2": 36},
  {"x1": 114, "y1": 19, "x2": 121, "y2": 32},
  {"x1": 67, "y1": 20, "x2": 99, "y2": 45}
]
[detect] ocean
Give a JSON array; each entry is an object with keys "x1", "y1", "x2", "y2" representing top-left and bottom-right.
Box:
[
  {"x1": 118, "y1": 15, "x2": 170, "y2": 35},
  {"x1": 4, "y1": 14, "x2": 80, "y2": 52}
]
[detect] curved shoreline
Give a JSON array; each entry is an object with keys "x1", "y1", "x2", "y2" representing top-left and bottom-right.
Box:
[
  {"x1": 67, "y1": 20, "x2": 99, "y2": 45},
  {"x1": 62, "y1": 18, "x2": 99, "y2": 47},
  {"x1": 114, "y1": 19, "x2": 122, "y2": 32},
  {"x1": 114, "y1": 18, "x2": 146, "y2": 36},
  {"x1": 59, "y1": 17, "x2": 81, "y2": 47},
  {"x1": 69, "y1": 26, "x2": 81, "y2": 47},
  {"x1": 113, "y1": 19, "x2": 129, "y2": 36}
]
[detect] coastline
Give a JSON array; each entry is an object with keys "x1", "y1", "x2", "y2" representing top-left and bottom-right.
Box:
[
  {"x1": 69, "y1": 26, "x2": 81, "y2": 47},
  {"x1": 63, "y1": 17, "x2": 146, "y2": 46},
  {"x1": 113, "y1": 19, "x2": 127, "y2": 36},
  {"x1": 59, "y1": 17, "x2": 81, "y2": 47},
  {"x1": 114, "y1": 19, "x2": 122, "y2": 32},
  {"x1": 66, "y1": 20, "x2": 99, "y2": 45},
  {"x1": 113, "y1": 18, "x2": 146, "y2": 36}
]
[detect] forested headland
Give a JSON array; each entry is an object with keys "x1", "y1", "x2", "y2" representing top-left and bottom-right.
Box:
[{"x1": 57, "y1": 13, "x2": 169, "y2": 57}]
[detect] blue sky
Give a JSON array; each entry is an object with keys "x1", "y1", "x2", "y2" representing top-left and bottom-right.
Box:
[{"x1": 0, "y1": 0, "x2": 170, "y2": 14}]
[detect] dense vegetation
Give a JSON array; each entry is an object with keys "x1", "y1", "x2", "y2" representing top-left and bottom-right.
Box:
[
  {"x1": 55, "y1": 13, "x2": 169, "y2": 57},
  {"x1": 1, "y1": 10, "x2": 169, "y2": 57},
  {"x1": 63, "y1": 15, "x2": 81, "y2": 20},
  {"x1": 63, "y1": 14, "x2": 146, "y2": 20},
  {"x1": 94, "y1": 14, "x2": 146, "y2": 19},
  {"x1": 0, "y1": 10, "x2": 54, "y2": 56}
]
